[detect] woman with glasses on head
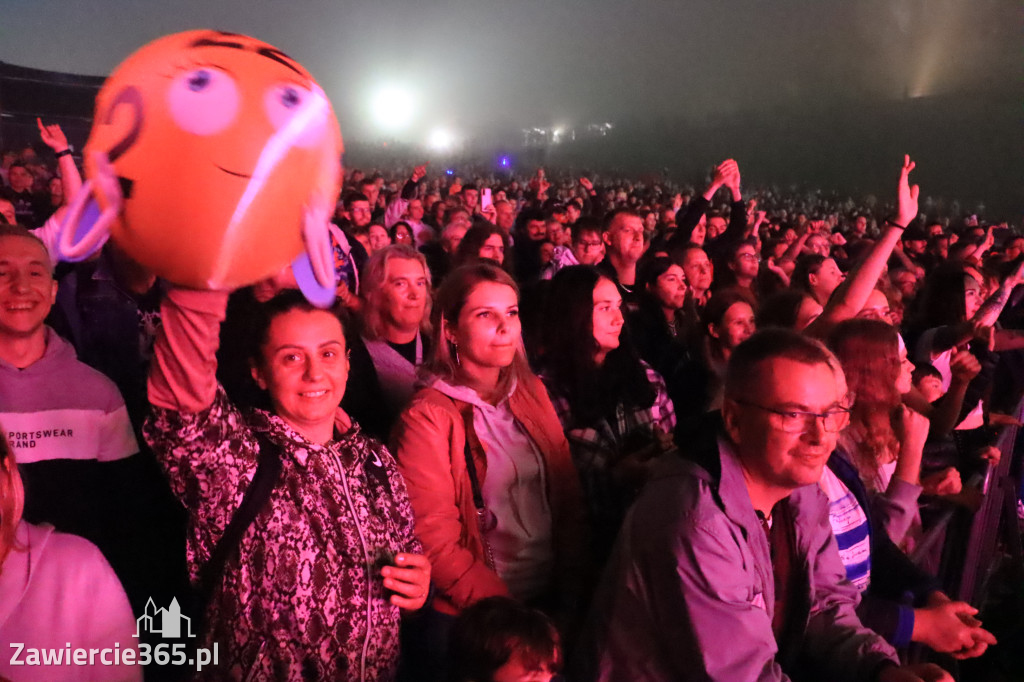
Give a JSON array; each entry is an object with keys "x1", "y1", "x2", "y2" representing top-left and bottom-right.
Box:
[{"x1": 389, "y1": 221, "x2": 415, "y2": 247}]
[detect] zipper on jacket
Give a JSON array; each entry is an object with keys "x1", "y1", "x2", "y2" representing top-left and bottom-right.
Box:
[{"x1": 331, "y1": 448, "x2": 373, "y2": 682}]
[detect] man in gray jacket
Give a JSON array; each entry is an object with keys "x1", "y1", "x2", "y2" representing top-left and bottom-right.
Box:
[{"x1": 582, "y1": 329, "x2": 951, "y2": 682}]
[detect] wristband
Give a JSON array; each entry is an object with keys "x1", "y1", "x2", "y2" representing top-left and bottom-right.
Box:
[
  {"x1": 885, "y1": 219, "x2": 906, "y2": 230},
  {"x1": 55, "y1": 149, "x2": 73, "y2": 159}
]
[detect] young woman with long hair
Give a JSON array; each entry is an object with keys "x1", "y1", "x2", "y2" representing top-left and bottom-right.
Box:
[
  {"x1": 827, "y1": 318, "x2": 928, "y2": 546},
  {"x1": 536, "y1": 265, "x2": 676, "y2": 561},
  {"x1": 391, "y1": 263, "x2": 586, "y2": 661}
]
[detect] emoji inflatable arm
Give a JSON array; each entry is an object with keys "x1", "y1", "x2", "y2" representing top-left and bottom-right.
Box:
[
  {"x1": 56, "y1": 151, "x2": 122, "y2": 262},
  {"x1": 292, "y1": 199, "x2": 337, "y2": 308}
]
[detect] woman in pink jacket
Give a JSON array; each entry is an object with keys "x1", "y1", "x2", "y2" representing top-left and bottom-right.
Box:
[{"x1": 145, "y1": 287, "x2": 431, "y2": 681}]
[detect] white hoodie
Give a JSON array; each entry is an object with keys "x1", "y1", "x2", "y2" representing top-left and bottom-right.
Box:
[{"x1": 0, "y1": 521, "x2": 140, "y2": 682}]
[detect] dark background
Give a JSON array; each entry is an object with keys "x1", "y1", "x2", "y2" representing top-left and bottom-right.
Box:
[{"x1": 1, "y1": 0, "x2": 1020, "y2": 218}]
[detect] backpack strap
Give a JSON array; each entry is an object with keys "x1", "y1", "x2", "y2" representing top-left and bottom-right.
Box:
[{"x1": 197, "y1": 431, "x2": 283, "y2": 605}]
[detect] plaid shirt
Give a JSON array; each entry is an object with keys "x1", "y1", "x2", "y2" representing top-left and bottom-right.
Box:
[{"x1": 543, "y1": 363, "x2": 676, "y2": 546}]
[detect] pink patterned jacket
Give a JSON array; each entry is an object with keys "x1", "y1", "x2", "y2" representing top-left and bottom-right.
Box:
[{"x1": 145, "y1": 289, "x2": 420, "y2": 681}]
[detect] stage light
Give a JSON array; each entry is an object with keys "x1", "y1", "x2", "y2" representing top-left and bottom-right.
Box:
[
  {"x1": 428, "y1": 128, "x2": 454, "y2": 151},
  {"x1": 499, "y1": 156, "x2": 511, "y2": 168},
  {"x1": 370, "y1": 86, "x2": 415, "y2": 132}
]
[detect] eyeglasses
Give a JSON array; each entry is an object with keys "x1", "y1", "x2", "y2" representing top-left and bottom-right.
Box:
[{"x1": 734, "y1": 400, "x2": 850, "y2": 433}]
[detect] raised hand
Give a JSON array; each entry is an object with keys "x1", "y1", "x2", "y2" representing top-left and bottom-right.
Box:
[
  {"x1": 411, "y1": 163, "x2": 428, "y2": 182},
  {"x1": 710, "y1": 161, "x2": 731, "y2": 188},
  {"x1": 896, "y1": 155, "x2": 920, "y2": 228},
  {"x1": 724, "y1": 160, "x2": 741, "y2": 194},
  {"x1": 949, "y1": 349, "x2": 981, "y2": 385},
  {"x1": 37, "y1": 117, "x2": 69, "y2": 152},
  {"x1": 481, "y1": 204, "x2": 497, "y2": 225}
]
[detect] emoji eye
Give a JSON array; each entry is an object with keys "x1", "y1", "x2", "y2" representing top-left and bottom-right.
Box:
[
  {"x1": 187, "y1": 70, "x2": 212, "y2": 91},
  {"x1": 167, "y1": 68, "x2": 239, "y2": 135},
  {"x1": 264, "y1": 83, "x2": 329, "y2": 149},
  {"x1": 280, "y1": 87, "x2": 301, "y2": 108}
]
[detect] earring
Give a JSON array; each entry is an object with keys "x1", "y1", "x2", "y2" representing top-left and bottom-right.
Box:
[{"x1": 454, "y1": 343, "x2": 461, "y2": 366}]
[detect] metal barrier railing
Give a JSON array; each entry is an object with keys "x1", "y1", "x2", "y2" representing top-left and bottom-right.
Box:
[{"x1": 953, "y1": 405, "x2": 1024, "y2": 606}]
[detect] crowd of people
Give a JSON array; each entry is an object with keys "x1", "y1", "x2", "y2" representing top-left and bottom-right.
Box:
[{"x1": 0, "y1": 119, "x2": 1022, "y2": 682}]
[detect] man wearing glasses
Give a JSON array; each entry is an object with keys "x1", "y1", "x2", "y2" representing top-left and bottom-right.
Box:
[
  {"x1": 540, "y1": 219, "x2": 605, "y2": 280},
  {"x1": 582, "y1": 329, "x2": 951, "y2": 682}
]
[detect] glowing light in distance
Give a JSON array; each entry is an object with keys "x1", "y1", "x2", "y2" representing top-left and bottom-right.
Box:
[
  {"x1": 370, "y1": 86, "x2": 415, "y2": 131},
  {"x1": 428, "y1": 128, "x2": 455, "y2": 151}
]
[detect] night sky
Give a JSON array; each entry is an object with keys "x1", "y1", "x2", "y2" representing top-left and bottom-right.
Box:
[{"x1": 1, "y1": 0, "x2": 1019, "y2": 143}]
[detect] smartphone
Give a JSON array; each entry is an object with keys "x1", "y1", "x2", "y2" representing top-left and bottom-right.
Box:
[{"x1": 480, "y1": 187, "x2": 493, "y2": 212}]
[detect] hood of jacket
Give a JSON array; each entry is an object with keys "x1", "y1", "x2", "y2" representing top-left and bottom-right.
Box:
[{"x1": 0, "y1": 327, "x2": 78, "y2": 375}]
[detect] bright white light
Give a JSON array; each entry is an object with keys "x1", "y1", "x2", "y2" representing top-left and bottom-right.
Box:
[
  {"x1": 428, "y1": 128, "x2": 454, "y2": 151},
  {"x1": 371, "y1": 86, "x2": 415, "y2": 132}
]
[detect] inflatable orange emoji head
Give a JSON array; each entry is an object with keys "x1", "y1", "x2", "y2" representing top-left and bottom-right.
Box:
[{"x1": 80, "y1": 30, "x2": 342, "y2": 290}]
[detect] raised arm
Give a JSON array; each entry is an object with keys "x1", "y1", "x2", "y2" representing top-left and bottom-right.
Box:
[
  {"x1": 38, "y1": 118, "x2": 82, "y2": 204},
  {"x1": 808, "y1": 156, "x2": 918, "y2": 337},
  {"x1": 667, "y1": 160, "x2": 732, "y2": 249},
  {"x1": 775, "y1": 221, "x2": 813, "y2": 271},
  {"x1": 384, "y1": 163, "x2": 426, "y2": 228},
  {"x1": 717, "y1": 161, "x2": 749, "y2": 244},
  {"x1": 148, "y1": 288, "x2": 230, "y2": 413},
  {"x1": 929, "y1": 259, "x2": 1024, "y2": 352}
]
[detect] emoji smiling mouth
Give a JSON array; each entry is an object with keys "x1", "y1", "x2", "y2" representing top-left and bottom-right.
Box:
[{"x1": 215, "y1": 165, "x2": 252, "y2": 179}]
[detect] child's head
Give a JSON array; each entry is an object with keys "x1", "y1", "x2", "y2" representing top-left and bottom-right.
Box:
[
  {"x1": 912, "y1": 363, "x2": 945, "y2": 403},
  {"x1": 449, "y1": 597, "x2": 561, "y2": 682}
]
